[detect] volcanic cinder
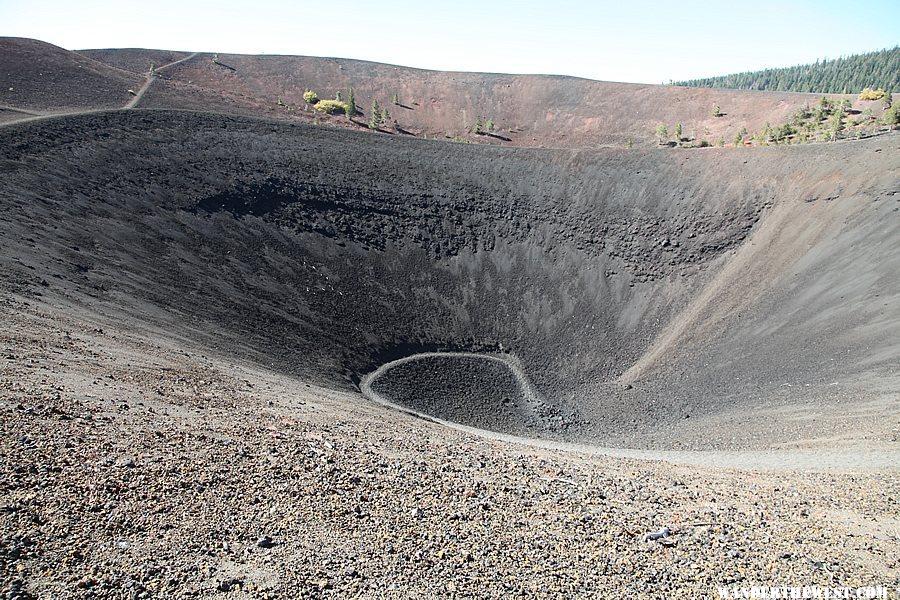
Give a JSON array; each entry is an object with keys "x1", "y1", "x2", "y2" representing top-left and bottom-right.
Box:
[
  {"x1": 0, "y1": 38, "x2": 898, "y2": 598},
  {"x1": 3, "y1": 108, "x2": 896, "y2": 450}
]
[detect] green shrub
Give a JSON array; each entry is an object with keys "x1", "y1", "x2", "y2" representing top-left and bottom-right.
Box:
[
  {"x1": 314, "y1": 99, "x2": 349, "y2": 114},
  {"x1": 858, "y1": 87, "x2": 885, "y2": 100},
  {"x1": 766, "y1": 123, "x2": 795, "y2": 143},
  {"x1": 790, "y1": 105, "x2": 812, "y2": 126},
  {"x1": 829, "y1": 110, "x2": 844, "y2": 140},
  {"x1": 655, "y1": 124, "x2": 668, "y2": 144},
  {"x1": 303, "y1": 90, "x2": 319, "y2": 104},
  {"x1": 883, "y1": 105, "x2": 899, "y2": 129}
]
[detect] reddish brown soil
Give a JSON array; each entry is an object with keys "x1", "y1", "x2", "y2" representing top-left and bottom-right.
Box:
[
  {"x1": 78, "y1": 47, "x2": 192, "y2": 75},
  {"x1": 121, "y1": 50, "x2": 825, "y2": 147},
  {"x1": 0, "y1": 37, "x2": 861, "y2": 146}
]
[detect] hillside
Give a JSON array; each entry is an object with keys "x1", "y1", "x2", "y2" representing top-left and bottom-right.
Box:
[
  {"x1": 118, "y1": 51, "x2": 824, "y2": 147},
  {"x1": 0, "y1": 37, "x2": 842, "y2": 147},
  {"x1": 2, "y1": 37, "x2": 891, "y2": 147},
  {"x1": 675, "y1": 46, "x2": 900, "y2": 93},
  {"x1": 0, "y1": 37, "x2": 141, "y2": 114}
]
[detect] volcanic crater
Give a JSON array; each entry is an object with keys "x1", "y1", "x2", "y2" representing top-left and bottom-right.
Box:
[
  {"x1": 3, "y1": 38, "x2": 900, "y2": 597},
  {"x1": 2, "y1": 108, "x2": 896, "y2": 452}
]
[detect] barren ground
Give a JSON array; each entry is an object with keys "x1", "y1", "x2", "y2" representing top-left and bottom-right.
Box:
[
  {"x1": 4, "y1": 37, "x2": 891, "y2": 148},
  {"x1": 0, "y1": 37, "x2": 898, "y2": 599},
  {"x1": 2, "y1": 297, "x2": 898, "y2": 598}
]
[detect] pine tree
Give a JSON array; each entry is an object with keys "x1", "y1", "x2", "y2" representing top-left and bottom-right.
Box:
[
  {"x1": 335, "y1": 90, "x2": 342, "y2": 102},
  {"x1": 829, "y1": 108, "x2": 844, "y2": 141},
  {"x1": 655, "y1": 124, "x2": 668, "y2": 145},
  {"x1": 673, "y1": 46, "x2": 899, "y2": 94},
  {"x1": 369, "y1": 99, "x2": 383, "y2": 129},
  {"x1": 674, "y1": 123, "x2": 683, "y2": 142},
  {"x1": 392, "y1": 93, "x2": 399, "y2": 105},
  {"x1": 345, "y1": 87, "x2": 357, "y2": 118},
  {"x1": 763, "y1": 122, "x2": 774, "y2": 144},
  {"x1": 883, "y1": 105, "x2": 899, "y2": 130},
  {"x1": 474, "y1": 115, "x2": 484, "y2": 134}
]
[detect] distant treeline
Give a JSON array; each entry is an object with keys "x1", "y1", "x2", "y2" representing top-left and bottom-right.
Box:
[{"x1": 674, "y1": 47, "x2": 899, "y2": 94}]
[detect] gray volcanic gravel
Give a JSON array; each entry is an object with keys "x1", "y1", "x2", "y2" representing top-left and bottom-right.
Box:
[
  {"x1": 0, "y1": 109, "x2": 898, "y2": 597},
  {"x1": 365, "y1": 353, "x2": 564, "y2": 433},
  {"x1": 0, "y1": 111, "x2": 896, "y2": 451},
  {"x1": 1, "y1": 299, "x2": 898, "y2": 598}
]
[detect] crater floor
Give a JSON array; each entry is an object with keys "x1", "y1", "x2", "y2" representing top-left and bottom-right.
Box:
[{"x1": 362, "y1": 352, "x2": 554, "y2": 432}]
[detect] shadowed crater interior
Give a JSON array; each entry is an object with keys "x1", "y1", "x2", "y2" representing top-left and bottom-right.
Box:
[{"x1": 1, "y1": 111, "x2": 896, "y2": 451}]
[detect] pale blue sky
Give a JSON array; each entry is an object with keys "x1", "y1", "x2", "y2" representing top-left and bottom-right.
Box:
[{"x1": 2, "y1": 0, "x2": 898, "y2": 84}]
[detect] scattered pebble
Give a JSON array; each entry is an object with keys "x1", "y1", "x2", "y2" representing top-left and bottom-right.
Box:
[{"x1": 0, "y1": 301, "x2": 896, "y2": 596}]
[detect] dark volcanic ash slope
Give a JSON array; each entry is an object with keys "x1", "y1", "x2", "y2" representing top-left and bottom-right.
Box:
[
  {"x1": 0, "y1": 38, "x2": 141, "y2": 113},
  {"x1": 0, "y1": 110, "x2": 897, "y2": 449}
]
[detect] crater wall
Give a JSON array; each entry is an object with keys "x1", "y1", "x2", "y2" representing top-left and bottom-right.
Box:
[{"x1": 1, "y1": 111, "x2": 896, "y2": 448}]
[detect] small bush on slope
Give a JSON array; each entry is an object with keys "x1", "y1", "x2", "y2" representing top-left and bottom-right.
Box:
[{"x1": 314, "y1": 100, "x2": 349, "y2": 115}]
